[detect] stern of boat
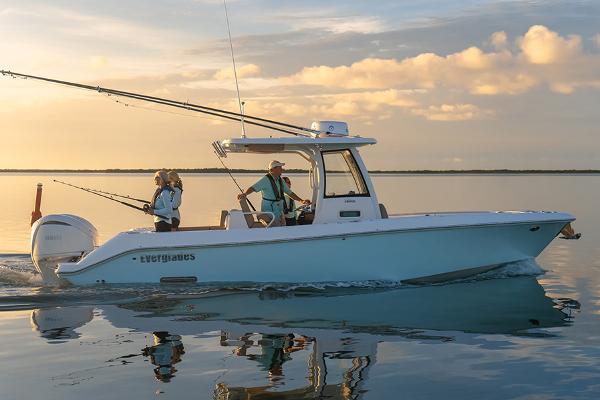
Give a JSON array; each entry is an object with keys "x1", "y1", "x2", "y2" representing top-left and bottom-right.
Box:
[{"x1": 30, "y1": 214, "x2": 98, "y2": 285}]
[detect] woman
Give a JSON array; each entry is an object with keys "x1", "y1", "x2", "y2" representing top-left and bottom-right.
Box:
[
  {"x1": 145, "y1": 170, "x2": 173, "y2": 232},
  {"x1": 282, "y1": 176, "x2": 297, "y2": 226},
  {"x1": 168, "y1": 171, "x2": 183, "y2": 231}
]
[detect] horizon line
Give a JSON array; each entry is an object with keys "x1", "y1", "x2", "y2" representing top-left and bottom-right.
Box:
[{"x1": 2, "y1": 168, "x2": 600, "y2": 174}]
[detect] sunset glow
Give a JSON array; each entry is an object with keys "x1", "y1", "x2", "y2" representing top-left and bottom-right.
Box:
[{"x1": 1, "y1": 1, "x2": 599, "y2": 169}]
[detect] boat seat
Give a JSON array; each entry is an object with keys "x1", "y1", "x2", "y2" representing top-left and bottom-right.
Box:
[
  {"x1": 238, "y1": 198, "x2": 269, "y2": 228},
  {"x1": 176, "y1": 210, "x2": 229, "y2": 231},
  {"x1": 379, "y1": 203, "x2": 389, "y2": 219}
]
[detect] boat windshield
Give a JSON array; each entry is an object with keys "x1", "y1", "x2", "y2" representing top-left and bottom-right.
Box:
[{"x1": 322, "y1": 150, "x2": 369, "y2": 198}]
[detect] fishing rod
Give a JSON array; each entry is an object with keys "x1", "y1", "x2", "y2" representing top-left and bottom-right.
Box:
[
  {"x1": 212, "y1": 142, "x2": 256, "y2": 211},
  {"x1": 83, "y1": 187, "x2": 150, "y2": 204},
  {"x1": 53, "y1": 179, "x2": 146, "y2": 212},
  {"x1": 0, "y1": 70, "x2": 319, "y2": 137}
]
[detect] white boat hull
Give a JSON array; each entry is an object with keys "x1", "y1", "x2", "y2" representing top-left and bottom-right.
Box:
[{"x1": 54, "y1": 211, "x2": 572, "y2": 285}]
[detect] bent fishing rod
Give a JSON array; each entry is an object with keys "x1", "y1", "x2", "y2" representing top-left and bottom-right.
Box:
[
  {"x1": 0, "y1": 70, "x2": 319, "y2": 137},
  {"x1": 53, "y1": 179, "x2": 146, "y2": 212}
]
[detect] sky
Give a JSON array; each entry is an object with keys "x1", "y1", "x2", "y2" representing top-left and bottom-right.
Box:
[{"x1": 1, "y1": 0, "x2": 599, "y2": 170}]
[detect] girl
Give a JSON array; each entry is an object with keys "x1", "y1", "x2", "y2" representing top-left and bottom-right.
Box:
[{"x1": 168, "y1": 171, "x2": 183, "y2": 231}]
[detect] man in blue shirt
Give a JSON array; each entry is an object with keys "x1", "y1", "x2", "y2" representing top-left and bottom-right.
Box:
[{"x1": 237, "y1": 160, "x2": 310, "y2": 226}]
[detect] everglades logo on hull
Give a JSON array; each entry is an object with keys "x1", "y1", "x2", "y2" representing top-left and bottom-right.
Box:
[{"x1": 140, "y1": 254, "x2": 196, "y2": 263}]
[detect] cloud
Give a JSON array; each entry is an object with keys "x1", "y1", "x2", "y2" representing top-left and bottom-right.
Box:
[
  {"x1": 205, "y1": 89, "x2": 421, "y2": 123},
  {"x1": 0, "y1": 6, "x2": 186, "y2": 52},
  {"x1": 469, "y1": 73, "x2": 538, "y2": 95},
  {"x1": 89, "y1": 55, "x2": 109, "y2": 69},
  {"x1": 519, "y1": 25, "x2": 582, "y2": 64},
  {"x1": 281, "y1": 25, "x2": 600, "y2": 96},
  {"x1": 305, "y1": 89, "x2": 419, "y2": 118},
  {"x1": 411, "y1": 104, "x2": 492, "y2": 121},
  {"x1": 595, "y1": 34, "x2": 600, "y2": 48},
  {"x1": 213, "y1": 64, "x2": 261, "y2": 80},
  {"x1": 56, "y1": 25, "x2": 592, "y2": 125},
  {"x1": 299, "y1": 16, "x2": 386, "y2": 34},
  {"x1": 489, "y1": 31, "x2": 507, "y2": 50},
  {"x1": 443, "y1": 157, "x2": 464, "y2": 163},
  {"x1": 283, "y1": 48, "x2": 527, "y2": 95},
  {"x1": 271, "y1": 9, "x2": 387, "y2": 35}
]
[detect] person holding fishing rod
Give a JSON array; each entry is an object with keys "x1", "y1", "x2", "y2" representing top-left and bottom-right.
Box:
[
  {"x1": 168, "y1": 171, "x2": 183, "y2": 231},
  {"x1": 144, "y1": 170, "x2": 174, "y2": 232}
]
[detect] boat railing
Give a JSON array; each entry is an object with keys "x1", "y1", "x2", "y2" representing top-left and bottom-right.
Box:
[{"x1": 387, "y1": 211, "x2": 498, "y2": 218}]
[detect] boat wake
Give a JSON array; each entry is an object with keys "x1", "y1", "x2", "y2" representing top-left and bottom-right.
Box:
[
  {"x1": 477, "y1": 259, "x2": 545, "y2": 280},
  {"x1": 0, "y1": 254, "x2": 41, "y2": 287}
]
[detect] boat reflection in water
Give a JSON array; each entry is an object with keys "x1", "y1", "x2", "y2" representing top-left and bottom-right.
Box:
[
  {"x1": 122, "y1": 275, "x2": 575, "y2": 334},
  {"x1": 27, "y1": 276, "x2": 580, "y2": 398},
  {"x1": 142, "y1": 331, "x2": 185, "y2": 382}
]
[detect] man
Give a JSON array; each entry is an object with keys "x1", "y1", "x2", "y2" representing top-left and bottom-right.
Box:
[{"x1": 237, "y1": 160, "x2": 310, "y2": 226}]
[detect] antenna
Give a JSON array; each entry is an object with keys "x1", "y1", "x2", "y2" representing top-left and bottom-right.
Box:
[{"x1": 223, "y1": 0, "x2": 246, "y2": 138}]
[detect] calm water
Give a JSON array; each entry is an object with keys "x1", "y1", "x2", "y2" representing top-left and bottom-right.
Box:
[{"x1": 1, "y1": 173, "x2": 599, "y2": 399}]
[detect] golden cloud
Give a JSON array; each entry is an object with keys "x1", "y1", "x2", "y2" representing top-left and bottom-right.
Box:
[
  {"x1": 489, "y1": 31, "x2": 508, "y2": 50},
  {"x1": 411, "y1": 104, "x2": 492, "y2": 121},
  {"x1": 213, "y1": 64, "x2": 261, "y2": 80},
  {"x1": 89, "y1": 55, "x2": 109, "y2": 69},
  {"x1": 282, "y1": 25, "x2": 600, "y2": 97},
  {"x1": 207, "y1": 89, "x2": 419, "y2": 122},
  {"x1": 519, "y1": 25, "x2": 582, "y2": 64}
]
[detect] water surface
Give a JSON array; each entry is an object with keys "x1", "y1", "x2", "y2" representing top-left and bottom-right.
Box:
[{"x1": 0, "y1": 173, "x2": 599, "y2": 399}]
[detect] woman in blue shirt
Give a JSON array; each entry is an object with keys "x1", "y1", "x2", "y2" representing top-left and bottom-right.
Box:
[{"x1": 145, "y1": 170, "x2": 174, "y2": 232}]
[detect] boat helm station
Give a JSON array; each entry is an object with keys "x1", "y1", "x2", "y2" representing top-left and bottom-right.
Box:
[{"x1": 221, "y1": 120, "x2": 384, "y2": 229}]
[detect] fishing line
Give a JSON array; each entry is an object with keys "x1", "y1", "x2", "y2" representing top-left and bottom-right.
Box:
[
  {"x1": 53, "y1": 179, "x2": 146, "y2": 212},
  {"x1": 212, "y1": 150, "x2": 256, "y2": 211},
  {"x1": 81, "y1": 185, "x2": 150, "y2": 204},
  {"x1": 104, "y1": 94, "x2": 234, "y2": 124}
]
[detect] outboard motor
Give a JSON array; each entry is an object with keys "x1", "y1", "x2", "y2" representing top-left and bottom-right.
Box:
[{"x1": 31, "y1": 214, "x2": 98, "y2": 285}]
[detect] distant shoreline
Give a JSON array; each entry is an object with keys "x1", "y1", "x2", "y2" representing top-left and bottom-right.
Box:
[{"x1": 1, "y1": 168, "x2": 600, "y2": 174}]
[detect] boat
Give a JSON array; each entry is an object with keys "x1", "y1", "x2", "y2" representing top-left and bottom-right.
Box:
[
  {"x1": 30, "y1": 122, "x2": 575, "y2": 285},
  {"x1": 0, "y1": 70, "x2": 575, "y2": 286}
]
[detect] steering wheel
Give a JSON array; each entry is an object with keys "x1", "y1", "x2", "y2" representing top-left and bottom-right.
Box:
[{"x1": 296, "y1": 203, "x2": 313, "y2": 213}]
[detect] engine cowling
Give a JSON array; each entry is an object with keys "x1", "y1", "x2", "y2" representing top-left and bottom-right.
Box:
[{"x1": 31, "y1": 214, "x2": 98, "y2": 285}]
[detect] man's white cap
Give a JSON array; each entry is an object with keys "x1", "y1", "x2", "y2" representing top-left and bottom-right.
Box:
[{"x1": 268, "y1": 160, "x2": 285, "y2": 170}]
